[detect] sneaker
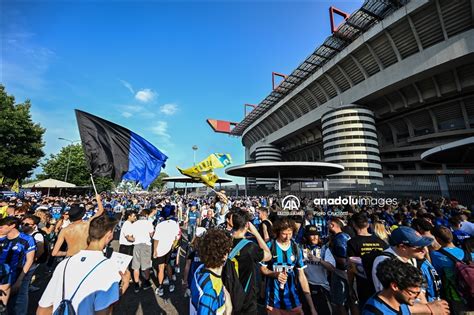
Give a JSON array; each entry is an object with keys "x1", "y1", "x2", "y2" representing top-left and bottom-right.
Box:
[
  {"x1": 142, "y1": 280, "x2": 152, "y2": 290},
  {"x1": 169, "y1": 284, "x2": 175, "y2": 293},
  {"x1": 134, "y1": 283, "x2": 140, "y2": 293},
  {"x1": 29, "y1": 285, "x2": 41, "y2": 293},
  {"x1": 155, "y1": 286, "x2": 164, "y2": 297},
  {"x1": 172, "y1": 274, "x2": 177, "y2": 282},
  {"x1": 163, "y1": 278, "x2": 169, "y2": 285}
]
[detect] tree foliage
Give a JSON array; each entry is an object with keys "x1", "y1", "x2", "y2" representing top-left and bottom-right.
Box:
[
  {"x1": 148, "y1": 172, "x2": 170, "y2": 191},
  {"x1": 38, "y1": 143, "x2": 114, "y2": 192},
  {"x1": 0, "y1": 85, "x2": 45, "y2": 181}
]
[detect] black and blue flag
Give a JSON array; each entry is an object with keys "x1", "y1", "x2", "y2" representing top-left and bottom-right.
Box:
[{"x1": 75, "y1": 109, "x2": 167, "y2": 189}]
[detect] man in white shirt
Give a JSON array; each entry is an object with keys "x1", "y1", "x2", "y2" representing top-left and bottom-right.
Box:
[
  {"x1": 214, "y1": 191, "x2": 229, "y2": 226},
  {"x1": 152, "y1": 218, "x2": 180, "y2": 297},
  {"x1": 118, "y1": 211, "x2": 136, "y2": 256},
  {"x1": 130, "y1": 209, "x2": 155, "y2": 293},
  {"x1": 37, "y1": 215, "x2": 130, "y2": 315}
]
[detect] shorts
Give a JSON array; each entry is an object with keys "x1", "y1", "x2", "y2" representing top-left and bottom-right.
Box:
[
  {"x1": 330, "y1": 271, "x2": 349, "y2": 306},
  {"x1": 119, "y1": 244, "x2": 134, "y2": 257},
  {"x1": 132, "y1": 243, "x2": 152, "y2": 271},
  {"x1": 153, "y1": 249, "x2": 172, "y2": 266}
]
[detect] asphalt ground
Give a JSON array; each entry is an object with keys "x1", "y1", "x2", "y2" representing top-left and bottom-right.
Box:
[{"x1": 27, "y1": 239, "x2": 189, "y2": 315}]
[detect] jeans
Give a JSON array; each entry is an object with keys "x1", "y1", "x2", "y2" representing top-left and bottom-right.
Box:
[
  {"x1": 9, "y1": 264, "x2": 38, "y2": 315},
  {"x1": 187, "y1": 225, "x2": 197, "y2": 240}
]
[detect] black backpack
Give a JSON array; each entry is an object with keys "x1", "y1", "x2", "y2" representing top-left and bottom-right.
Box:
[
  {"x1": 361, "y1": 250, "x2": 396, "y2": 295},
  {"x1": 222, "y1": 239, "x2": 251, "y2": 314},
  {"x1": 32, "y1": 231, "x2": 50, "y2": 264},
  {"x1": 53, "y1": 257, "x2": 107, "y2": 315}
]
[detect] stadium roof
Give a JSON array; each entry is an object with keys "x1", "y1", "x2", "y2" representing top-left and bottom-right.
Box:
[
  {"x1": 421, "y1": 137, "x2": 474, "y2": 165},
  {"x1": 231, "y1": 0, "x2": 410, "y2": 136},
  {"x1": 225, "y1": 161, "x2": 344, "y2": 178}
]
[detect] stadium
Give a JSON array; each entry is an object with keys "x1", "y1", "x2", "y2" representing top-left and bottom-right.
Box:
[{"x1": 209, "y1": 0, "x2": 474, "y2": 205}]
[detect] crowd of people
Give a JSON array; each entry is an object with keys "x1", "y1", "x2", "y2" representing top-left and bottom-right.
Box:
[{"x1": 0, "y1": 190, "x2": 472, "y2": 314}]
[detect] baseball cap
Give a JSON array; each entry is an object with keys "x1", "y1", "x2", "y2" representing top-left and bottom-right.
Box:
[
  {"x1": 195, "y1": 227, "x2": 206, "y2": 237},
  {"x1": 390, "y1": 226, "x2": 433, "y2": 247},
  {"x1": 304, "y1": 225, "x2": 319, "y2": 237},
  {"x1": 68, "y1": 204, "x2": 86, "y2": 221}
]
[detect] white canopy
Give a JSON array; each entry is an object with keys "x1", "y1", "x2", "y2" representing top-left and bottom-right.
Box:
[{"x1": 22, "y1": 178, "x2": 77, "y2": 189}]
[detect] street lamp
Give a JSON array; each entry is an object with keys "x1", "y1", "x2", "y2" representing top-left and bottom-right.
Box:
[
  {"x1": 58, "y1": 138, "x2": 80, "y2": 182},
  {"x1": 192, "y1": 145, "x2": 198, "y2": 165}
]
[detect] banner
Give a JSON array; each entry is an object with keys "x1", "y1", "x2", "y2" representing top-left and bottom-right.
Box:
[
  {"x1": 177, "y1": 153, "x2": 231, "y2": 188},
  {"x1": 75, "y1": 110, "x2": 168, "y2": 189},
  {"x1": 12, "y1": 179, "x2": 20, "y2": 193}
]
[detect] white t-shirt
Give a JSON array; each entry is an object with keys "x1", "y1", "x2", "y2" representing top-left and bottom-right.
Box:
[
  {"x1": 130, "y1": 219, "x2": 154, "y2": 246},
  {"x1": 215, "y1": 202, "x2": 228, "y2": 226},
  {"x1": 38, "y1": 250, "x2": 120, "y2": 314},
  {"x1": 119, "y1": 220, "x2": 134, "y2": 246},
  {"x1": 371, "y1": 247, "x2": 417, "y2": 292},
  {"x1": 153, "y1": 220, "x2": 180, "y2": 257}
]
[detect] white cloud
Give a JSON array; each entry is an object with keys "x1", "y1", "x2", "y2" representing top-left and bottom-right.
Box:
[
  {"x1": 160, "y1": 103, "x2": 178, "y2": 116},
  {"x1": 121, "y1": 112, "x2": 132, "y2": 118},
  {"x1": 119, "y1": 80, "x2": 134, "y2": 94},
  {"x1": 135, "y1": 89, "x2": 156, "y2": 103},
  {"x1": 150, "y1": 121, "x2": 170, "y2": 138},
  {"x1": 123, "y1": 105, "x2": 144, "y2": 113}
]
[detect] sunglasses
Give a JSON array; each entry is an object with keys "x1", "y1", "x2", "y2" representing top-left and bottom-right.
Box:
[{"x1": 21, "y1": 223, "x2": 33, "y2": 227}]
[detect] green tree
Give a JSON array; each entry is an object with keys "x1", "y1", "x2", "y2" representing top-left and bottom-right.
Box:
[
  {"x1": 148, "y1": 172, "x2": 169, "y2": 191},
  {"x1": 0, "y1": 85, "x2": 45, "y2": 180},
  {"x1": 38, "y1": 143, "x2": 114, "y2": 192}
]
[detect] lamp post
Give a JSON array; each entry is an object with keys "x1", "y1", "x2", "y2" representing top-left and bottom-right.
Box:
[
  {"x1": 58, "y1": 138, "x2": 80, "y2": 183},
  {"x1": 192, "y1": 145, "x2": 198, "y2": 165}
]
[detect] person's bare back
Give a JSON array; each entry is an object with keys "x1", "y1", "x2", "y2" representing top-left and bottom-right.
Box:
[{"x1": 62, "y1": 221, "x2": 90, "y2": 257}]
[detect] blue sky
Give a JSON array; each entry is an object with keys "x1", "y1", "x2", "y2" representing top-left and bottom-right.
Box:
[{"x1": 1, "y1": 0, "x2": 363, "y2": 185}]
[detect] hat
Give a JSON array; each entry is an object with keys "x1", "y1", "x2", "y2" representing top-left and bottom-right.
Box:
[
  {"x1": 304, "y1": 225, "x2": 319, "y2": 236},
  {"x1": 390, "y1": 226, "x2": 433, "y2": 247},
  {"x1": 68, "y1": 204, "x2": 86, "y2": 221},
  {"x1": 195, "y1": 227, "x2": 206, "y2": 237}
]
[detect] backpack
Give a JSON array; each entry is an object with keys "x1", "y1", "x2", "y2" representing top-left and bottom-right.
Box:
[
  {"x1": 437, "y1": 248, "x2": 474, "y2": 308},
  {"x1": 361, "y1": 250, "x2": 396, "y2": 295},
  {"x1": 53, "y1": 257, "x2": 107, "y2": 315},
  {"x1": 221, "y1": 239, "x2": 251, "y2": 314},
  {"x1": 32, "y1": 231, "x2": 49, "y2": 264}
]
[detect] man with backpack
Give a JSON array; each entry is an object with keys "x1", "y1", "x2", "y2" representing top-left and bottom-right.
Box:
[
  {"x1": 260, "y1": 218, "x2": 317, "y2": 315},
  {"x1": 370, "y1": 226, "x2": 449, "y2": 315},
  {"x1": 37, "y1": 215, "x2": 130, "y2": 315},
  {"x1": 227, "y1": 210, "x2": 271, "y2": 315},
  {"x1": 431, "y1": 226, "x2": 473, "y2": 314}
]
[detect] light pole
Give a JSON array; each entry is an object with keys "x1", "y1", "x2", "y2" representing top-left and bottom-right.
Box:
[
  {"x1": 58, "y1": 138, "x2": 80, "y2": 182},
  {"x1": 192, "y1": 145, "x2": 198, "y2": 165}
]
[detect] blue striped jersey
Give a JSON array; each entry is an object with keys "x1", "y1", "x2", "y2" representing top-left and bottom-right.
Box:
[
  {"x1": 307, "y1": 216, "x2": 328, "y2": 239},
  {"x1": 191, "y1": 264, "x2": 226, "y2": 315},
  {"x1": 362, "y1": 294, "x2": 411, "y2": 315},
  {"x1": 262, "y1": 241, "x2": 306, "y2": 310},
  {"x1": 0, "y1": 232, "x2": 36, "y2": 284}
]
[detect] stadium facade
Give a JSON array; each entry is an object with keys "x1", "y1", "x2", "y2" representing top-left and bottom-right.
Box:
[{"x1": 225, "y1": 0, "x2": 474, "y2": 204}]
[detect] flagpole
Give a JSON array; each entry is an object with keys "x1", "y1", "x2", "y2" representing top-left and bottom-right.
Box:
[{"x1": 90, "y1": 174, "x2": 98, "y2": 195}]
